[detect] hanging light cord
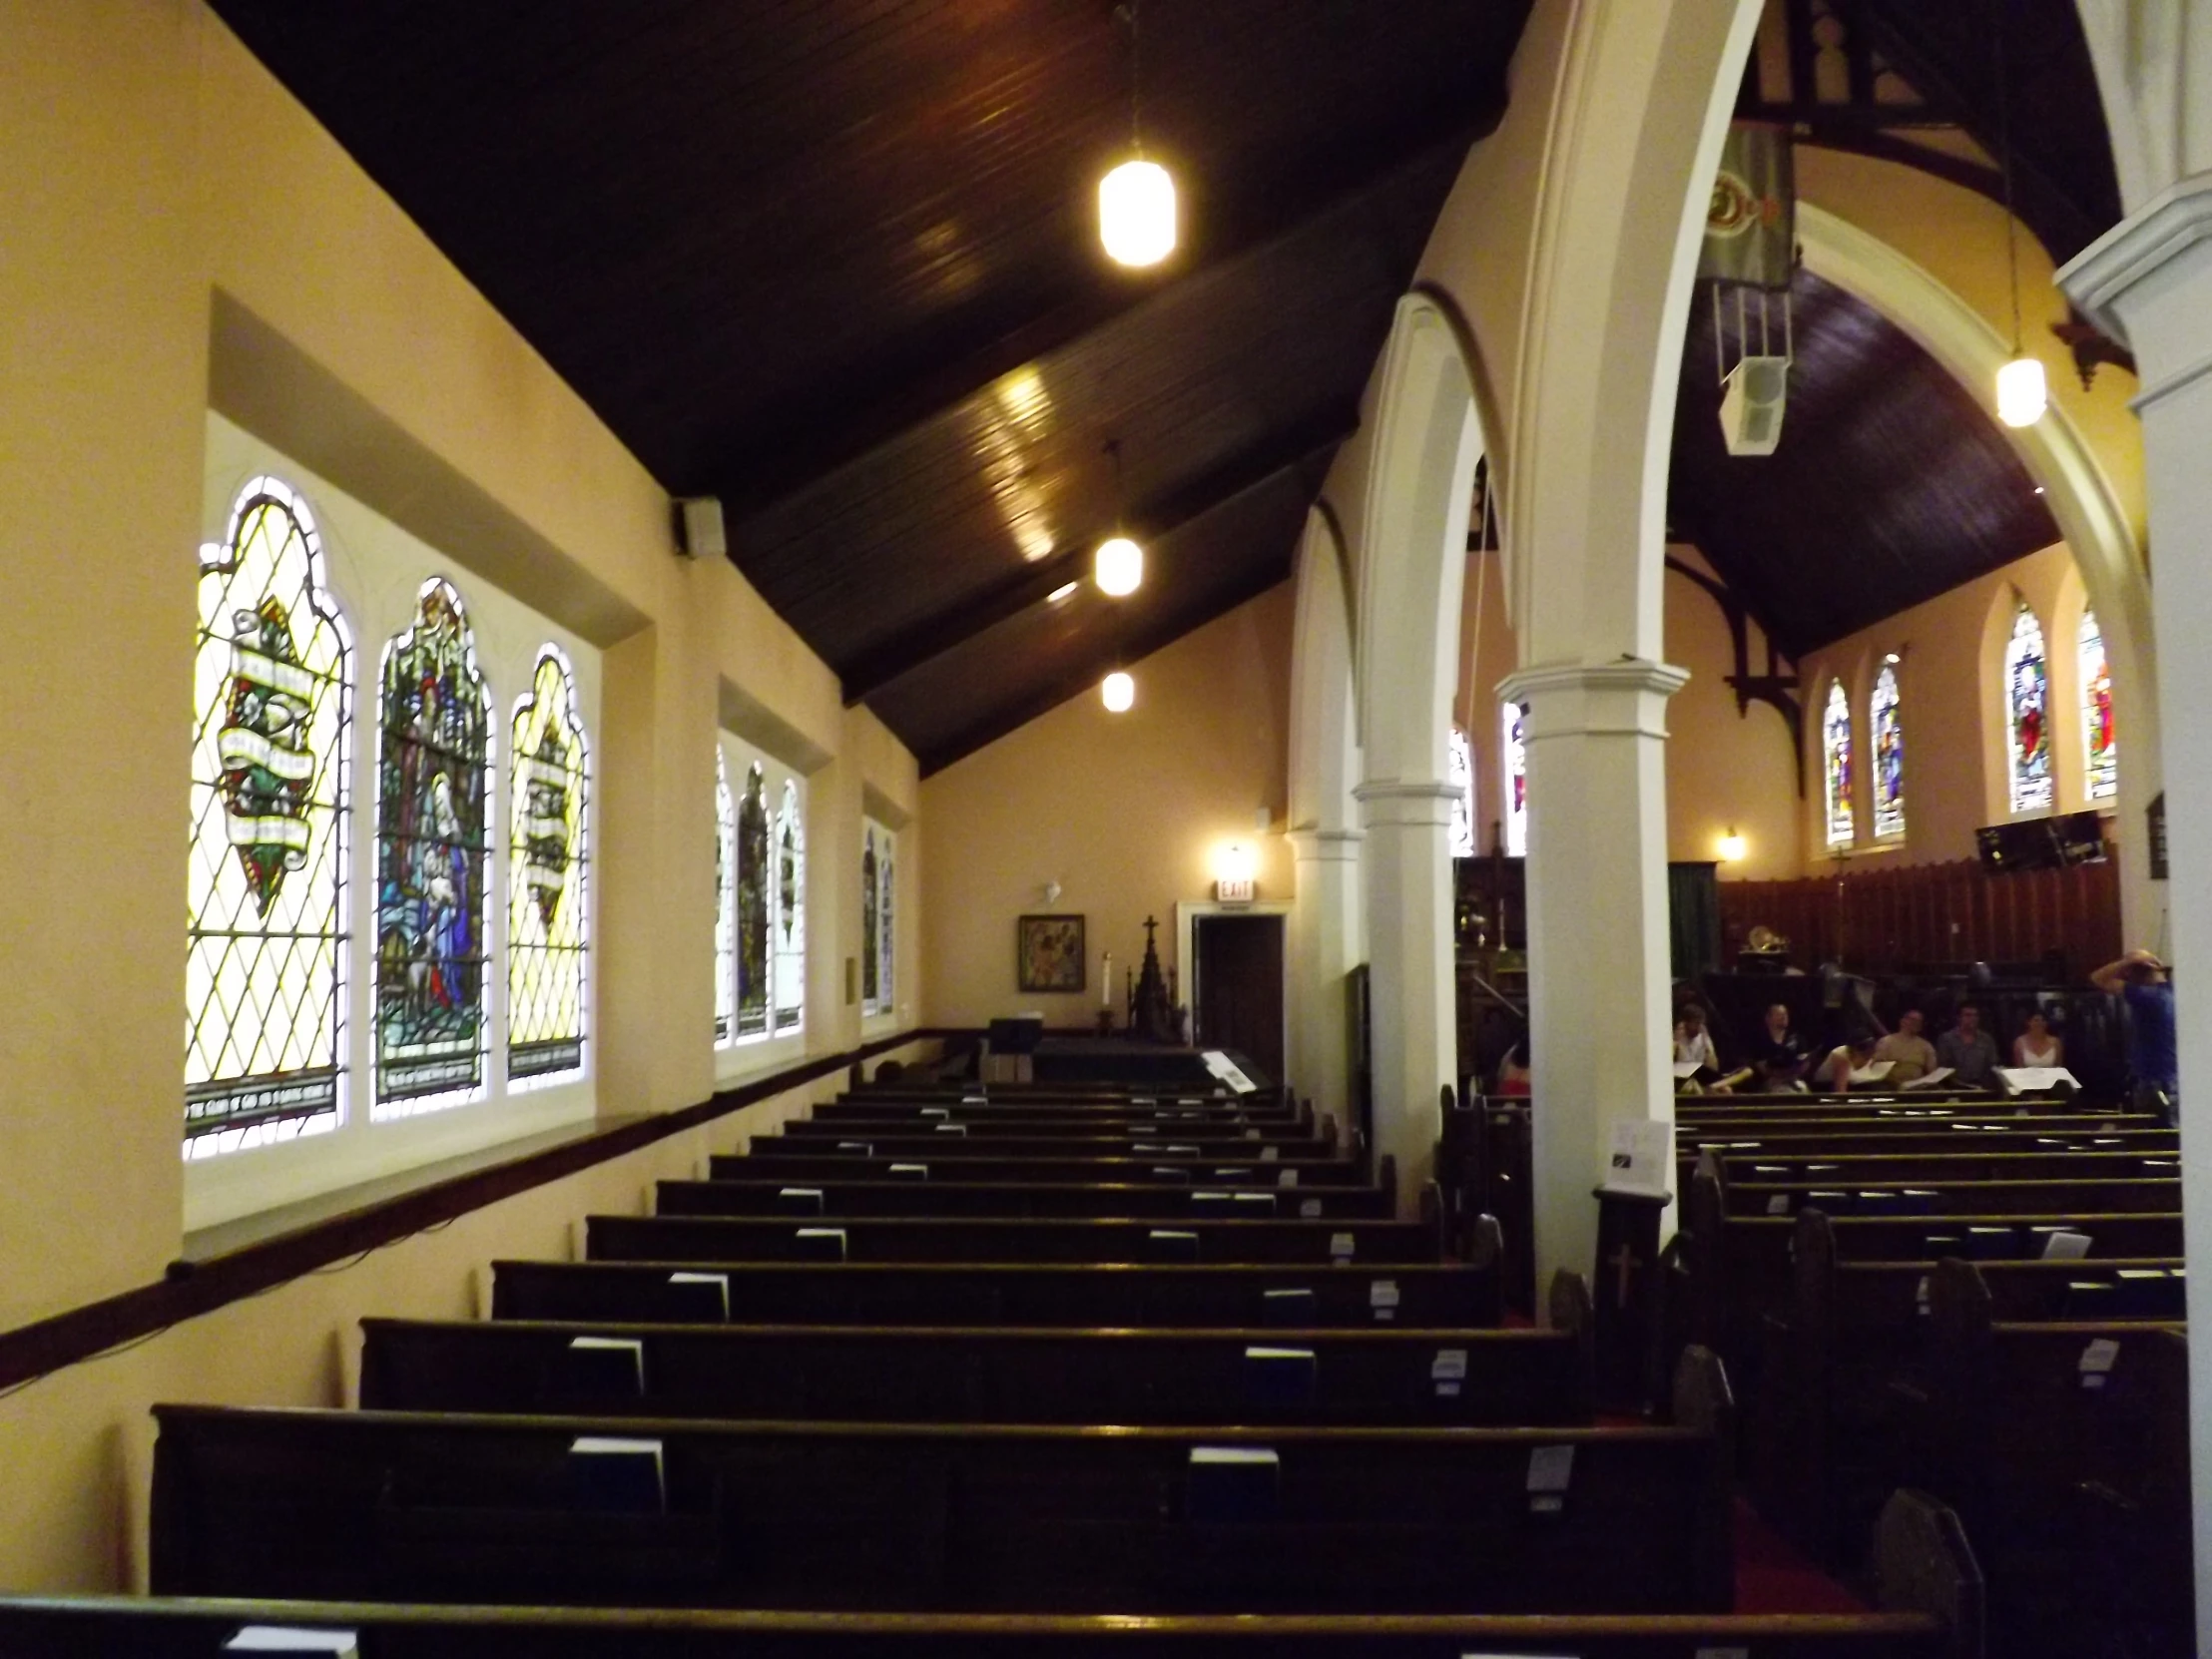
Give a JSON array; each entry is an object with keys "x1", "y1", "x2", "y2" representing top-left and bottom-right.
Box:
[
  {"x1": 1118, "y1": 2, "x2": 1144, "y2": 154},
  {"x1": 1994, "y1": 0, "x2": 2022, "y2": 353}
]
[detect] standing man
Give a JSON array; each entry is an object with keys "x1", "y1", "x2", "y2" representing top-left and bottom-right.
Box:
[
  {"x1": 2091, "y1": 950, "x2": 2179, "y2": 1120},
  {"x1": 1936, "y1": 1003, "x2": 2000, "y2": 1088}
]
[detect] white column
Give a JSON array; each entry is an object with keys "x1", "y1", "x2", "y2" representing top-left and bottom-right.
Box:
[
  {"x1": 1355, "y1": 779, "x2": 1458, "y2": 1212},
  {"x1": 1498, "y1": 659, "x2": 1687, "y2": 1295},
  {"x1": 1286, "y1": 828, "x2": 1363, "y2": 1130},
  {"x1": 2060, "y1": 173, "x2": 2212, "y2": 1648}
]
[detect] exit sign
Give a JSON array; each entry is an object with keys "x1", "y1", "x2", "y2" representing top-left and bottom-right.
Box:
[{"x1": 1215, "y1": 878, "x2": 1255, "y2": 904}]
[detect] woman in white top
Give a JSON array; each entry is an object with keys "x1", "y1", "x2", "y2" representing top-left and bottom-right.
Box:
[{"x1": 2012, "y1": 1009, "x2": 2063, "y2": 1069}]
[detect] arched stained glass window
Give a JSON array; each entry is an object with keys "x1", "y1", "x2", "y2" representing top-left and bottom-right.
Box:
[
  {"x1": 1871, "y1": 663, "x2": 1905, "y2": 840},
  {"x1": 860, "y1": 828, "x2": 880, "y2": 1011},
  {"x1": 374, "y1": 577, "x2": 491, "y2": 1111},
  {"x1": 2005, "y1": 601, "x2": 2053, "y2": 815},
  {"x1": 736, "y1": 763, "x2": 770, "y2": 1039},
  {"x1": 713, "y1": 752, "x2": 735, "y2": 1044},
  {"x1": 2080, "y1": 611, "x2": 2116, "y2": 801},
  {"x1": 1823, "y1": 680, "x2": 1855, "y2": 846},
  {"x1": 878, "y1": 834, "x2": 895, "y2": 1011},
  {"x1": 507, "y1": 648, "x2": 588, "y2": 1083},
  {"x1": 1447, "y1": 727, "x2": 1476, "y2": 857},
  {"x1": 1501, "y1": 702, "x2": 1527, "y2": 857},
  {"x1": 188, "y1": 477, "x2": 352, "y2": 1155},
  {"x1": 774, "y1": 780, "x2": 805, "y2": 1033}
]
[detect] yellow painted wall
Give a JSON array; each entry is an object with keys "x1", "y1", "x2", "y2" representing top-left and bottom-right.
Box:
[
  {"x1": 921, "y1": 585, "x2": 1295, "y2": 1028},
  {"x1": 0, "y1": 0, "x2": 923, "y2": 1590}
]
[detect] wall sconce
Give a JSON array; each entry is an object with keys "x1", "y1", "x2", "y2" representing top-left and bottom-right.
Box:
[
  {"x1": 1717, "y1": 829, "x2": 1748, "y2": 863},
  {"x1": 1214, "y1": 839, "x2": 1257, "y2": 903}
]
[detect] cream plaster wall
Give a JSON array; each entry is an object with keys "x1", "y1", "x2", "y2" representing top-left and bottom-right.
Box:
[
  {"x1": 1795, "y1": 542, "x2": 2102, "y2": 871},
  {"x1": 920, "y1": 585, "x2": 1295, "y2": 1029},
  {"x1": 0, "y1": 0, "x2": 924, "y2": 1584}
]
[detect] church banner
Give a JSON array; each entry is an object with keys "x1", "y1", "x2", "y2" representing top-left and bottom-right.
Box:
[{"x1": 1699, "y1": 122, "x2": 1795, "y2": 290}]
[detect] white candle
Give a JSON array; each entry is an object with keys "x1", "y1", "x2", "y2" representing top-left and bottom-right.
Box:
[{"x1": 1101, "y1": 952, "x2": 1112, "y2": 1005}]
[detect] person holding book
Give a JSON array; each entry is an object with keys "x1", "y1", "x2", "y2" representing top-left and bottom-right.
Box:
[
  {"x1": 1822, "y1": 1032, "x2": 1881, "y2": 1093},
  {"x1": 1673, "y1": 1005, "x2": 1718, "y2": 1071},
  {"x1": 1870, "y1": 1007, "x2": 1937, "y2": 1086},
  {"x1": 1936, "y1": 1002, "x2": 1999, "y2": 1087}
]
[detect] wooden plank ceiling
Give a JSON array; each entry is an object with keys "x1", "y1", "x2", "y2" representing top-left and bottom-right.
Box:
[
  {"x1": 206, "y1": 0, "x2": 1530, "y2": 773},
  {"x1": 207, "y1": 0, "x2": 2112, "y2": 770}
]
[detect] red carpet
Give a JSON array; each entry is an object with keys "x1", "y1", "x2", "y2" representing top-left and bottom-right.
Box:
[{"x1": 1731, "y1": 1496, "x2": 1870, "y2": 1614}]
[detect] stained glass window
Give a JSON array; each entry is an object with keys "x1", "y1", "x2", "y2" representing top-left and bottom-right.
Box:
[
  {"x1": 2080, "y1": 611, "x2": 2116, "y2": 802},
  {"x1": 713, "y1": 752, "x2": 735, "y2": 1044},
  {"x1": 374, "y1": 577, "x2": 491, "y2": 1112},
  {"x1": 878, "y1": 833, "x2": 895, "y2": 1012},
  {"x1": 2005, "y1": 601, "x2": 2053, "y2": 815},
  {"x1": 1823, "y1": 680, "x2": 1855, "y2": 846},
  {"x1": 861, "y1": 828, "x2": 880, "y2": 1012},
  {"x1": 774, "y1": 780, "x2": 805, "y2": 1033},
  {"x1": 188, "y1": 477, "x2": 352, "y2": 1155},
  {"x1": 1447, "y1": 727, "x2": 1476, "y2": 857},
  {"x1": 506, "y1": 648, "x2": 588, "y2": 1084},
  {"x1": 736, "y1": 763, "x2": 771, "y2": 1040},
  {"x1": 1501, "y1": 702, "x2": 1527, "y2": 857},
  {"x1": 1871, "y1": 664, "x2": 1905, "y2": 840}
]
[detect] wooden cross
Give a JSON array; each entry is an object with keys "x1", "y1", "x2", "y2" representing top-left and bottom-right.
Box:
[{"x1": 1608, "y1": 1242, "x2": 1641, "y2": 1310}]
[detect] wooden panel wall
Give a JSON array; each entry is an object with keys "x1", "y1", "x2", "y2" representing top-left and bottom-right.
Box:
[{"x1": 1718, "y1": 854, "x2": 2122, "y2": 977}]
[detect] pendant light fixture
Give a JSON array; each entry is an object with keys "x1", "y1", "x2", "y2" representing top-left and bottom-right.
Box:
[
  {"x1": 1990, "y1": 1, "x2": 2046, "y2": 428},
  {"x1": 1101, "y1": 670, "x2": 1136, "y2": 713},
  {"x1": 1098, "y1": 2, "x2": 1176, "y2": 268},
  {"x1": 1093, "y1": 439, "x2": 1144, "y2": 597}
]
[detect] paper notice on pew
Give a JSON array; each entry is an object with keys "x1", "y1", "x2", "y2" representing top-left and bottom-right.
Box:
[
  {"x1": 1996, "y1": 1066, "x2": 2080, "y2": 1096},
  {"x1": 1901, "y1": 1066, "x2": 1956, "y2": 1091},
  {"x1": 1201, "y1": 1049, "x2": 1260, "y2": 1094},
  {"x1": 1601, "y1": 1119, "x2": 1673, "y2": 1198}
]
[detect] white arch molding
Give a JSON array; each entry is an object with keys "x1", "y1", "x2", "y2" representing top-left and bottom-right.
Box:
[
  {"x1": 1352, "y1": 292, "x2": 1482, "y2": 1210},
  {"x1": 1797, "y1": 203, "x2": 2162, "y2": 945},
  {"x1": 1285, "y1": 506, "x2": 1365, "y2": 1130}
]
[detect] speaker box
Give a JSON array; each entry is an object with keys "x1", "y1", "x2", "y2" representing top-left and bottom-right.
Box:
[
  {"x1": 674, "y1": 495, "x2": 726, "y2": 560},
  {"x1": 1718, "y1": 354, "x2": 1790, "y2": 456}
]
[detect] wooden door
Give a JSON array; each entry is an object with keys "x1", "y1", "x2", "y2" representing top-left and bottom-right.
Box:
[{"x1": 1193, "y1": 913, "x2": 1286, "y2": 1085}]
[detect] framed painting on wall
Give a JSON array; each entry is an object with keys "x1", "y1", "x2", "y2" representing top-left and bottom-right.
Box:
[{"x1": 1016, "y1": 913, "x2": 1086, "y2": 993}]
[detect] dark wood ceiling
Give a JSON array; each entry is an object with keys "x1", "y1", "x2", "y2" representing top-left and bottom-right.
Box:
[
  {"x1": 1669, "y1": 271, "x2": 2060, "y2": 660},
  {"x1": 207, "y1": 0, "x2": 1530, "y2": 771}
]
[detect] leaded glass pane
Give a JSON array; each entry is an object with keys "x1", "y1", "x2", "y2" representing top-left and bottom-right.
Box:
[
  {"x1": 1501, "y1": 702, "x2": 1527, "y2": 857},
  {"x1": 374, "y1": 577, "x2": 490, "y2": 1111},
  {"x1": 736, "y1": 763, "x2": 770, "y2": 1039},
  {"x1": 1823, "y1": 680, "x2": 1854, "y2": 846},
  {"x1": 1871, "y1": 665, "x2": 1905, "y2": 840},
  {"x1": 2080, "y1": 611, "x2": 2116, "y2": 802},
  {"x1": 714, "y1": 751, "x2": 735, "y2": 1044},
  {"x1": 187, "y1": 477, "x2": 351, "y2": 1154},
  {"x1": 2005, "y1": 602, "x2": 2053, "y2": 815},
  {"x1": 861, "y1": 830, "x2": 880, "y2": 1009},
  {"x1": 878, "y1": 837, "x2": 895, "y2": 1011},
  {"x1": 1447, "y1": 727, "x2": 1475, "y2": 857},
  {"x1": 506, "y1": 648, "x2": 588, "y2": 1083},
  {"x1": 774, "y1": 780, "x2": 805, "y2": 1033}
]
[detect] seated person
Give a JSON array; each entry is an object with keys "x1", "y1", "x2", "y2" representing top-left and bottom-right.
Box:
[
  {"x1": 1822, "y1": 1032, "x2": 1881, "y2": 1093},
  {"x1": 1935, "y1": 1002, "x2": 1999, "y2": 1087},
  {"x1": 1750, "y1": 1001, "x2": 1809, "y2": 1091},
  {"x1": 1673, "y1": 1004, "x2": 1718, "y2": 1071},
  {"x1": 1870, "y1": 1007, "x2": 1937, "y2": 1085},
  {"x1": 1494, "y1": 1039, "x2": 1532, "y2": 1097},
  {"x1": 2011, "y1": 1008, "x2": 2064, "y2": 1069}
]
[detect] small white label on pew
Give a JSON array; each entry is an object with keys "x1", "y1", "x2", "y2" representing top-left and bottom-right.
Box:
[
  {"x1": 227, "y1": 1629, "x2": 360, "y2": 1656},
  {"x1": 1370, "y1": 1279, "x2": 1400, "y2": 1321},
  {"x1": 935, "y1": 1123, "x2": 968, "y2": 1135},
  {"x1": 780, "y1": 1187, "x2": 825, "y2": 1202},
  {"x1": 1330, "y1": 1231, "x2": 1356, "y2": 1261},
  {"x1": 889, "y1": 1163, "x2": 928, "y2": 1179},
  {"x1": 1191, "y1": 1445, "x2": 1279, "y2": 1466},
  {"x1": 569, "y1": 1435, "x2": 667, "y2": 1506},
  {"x1": 1766, "y1": 1195, "x2": 1791, "y2": 1216},
  {"x1": 1916, "y1": 1276, "x2": 1931, "y2": 1316},
  {"x1": 923, "y1": 1107, "x2": 949, "y2": 1118},
  {"x1": 1194, "y1": 1191, "x2": 1231, "y2": 1203},
  {"x1": 1526, "y1": 1443, "x2": 1574, "y2": 1512},
  {"x1": 1168, "y1": 1143, "x2": 1200, "y2": 1154},
  {"x1": 1154, "y1": 1167, "x2": 1192, "y2": 1183},
  {"x1": 1215, "y1": 1166, "x2": 1252, "y2": 1178},
  {"x1": 1246, "y1": 1345, "x2": 1316, "y2": 1363},
  {"x1": 962, "y1": 1094, "x2": 986, "y2": 1104},
  {"x1": 1261, "y1": 1145, "x2": 1280, "y2": 1163},
  {"x1": 797, "y1": 1227, "x2": 848, "y2": 1261},
  {"x1": 1179, "y1": 1096, "x2": 1204, "y2": 1105},
  {"x1": 1246, "y1": 1128, "x2": 1264, "y2": 1141},
  {"x1": 2080, "y1": 1337, "x2": 2121, "y2": 1387},
  {"x1": 1300, "y1": 1198, "x2": 1322, "y2": 1218},
  {"x1": 1134, "y1": 1095, "x2": 1157, "y2": 1106},
  {"x1": 1277, "y1": 1168, "x2": 1298, "y2": 1188},
  {"x1": 1432, "y1": 1349, "x2": 1468, "y2": 1384},
  {"x1": 2042, "y1": 1230, "x2": 2094, "y2": 1261},
  {"x1": 668, "y1": 1271, "x2": 731, "y2": 1319},
  {"x1": 1133, "y1": 1143, "x2": 1165, "y2": 1154},
  {"x1": 836, "y1": 1141, "x2": 873, "y2": 1155},
  {"x1": 1236, "y1": 1192, "x2": 1275, "y2": 1210},
  {"x1": 1152, "y1": 1229, "x2": 1198, "y2": 1244}
]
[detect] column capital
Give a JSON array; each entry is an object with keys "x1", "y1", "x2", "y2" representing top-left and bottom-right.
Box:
[
  {"x1": 1287, "y1": 827, "x2": 1365, "y2": 860},
  {"x1": 1353, "y1": 778, "x2": 1458, "y2": 830},
  {"x1": 1497, "y1": 658, "x2": 1689, "y2": 740},
  {"x1": 2058, "y1": 171, "x2": 2212, "y2": 347}
]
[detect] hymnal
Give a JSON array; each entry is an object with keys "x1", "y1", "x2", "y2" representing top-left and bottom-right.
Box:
[
  {"x1": 888, "y1": 1163, "x2": 928, "y2": 1180},
  {"x1": 1901, "y1": 1066, "x2": 1956, "y2": 1090},
  {"x1": 1329, "y1": 1231, "x2": 1356, "y2": 1261},
  {"x1": 666, "y1": 1271, "x2": 730, "y2": 1321},
  {"x1": 1995, "y1": 1066, "x2": 2080, "y2": 1096},
  {"x1": 1244, "y1": 1346, "x2": 1318, "y2": 1405},
  {"x1": 1148, "y1": 1228, "x2": 1201, "y2": 1263},
  {"x1": 225, "y1": 1630, "x2": 359, "y2": 1658},
  {"x1": 2040, "y1": 1229, "x2": 2093, "y2": 1261},
  {"x1": 567, "y1": 1435, "x2": 666, "y2": 1512},
  {"x1": 778, "y1": 1187, "x2": 826, "y2": 1214},
  {"x1": 1187, "y1": 1445, "x2": 1280, "y2": 1522},
  {"x1": 1262, "y1": 1287, "x2": 1316, "y2": 1325},
  {"x1": 565, "y1": 1335, "x2": 645, "y2": 1396},
  {"x1": 795, "y1": 1226, "x2": 848, "y2": 1261}
]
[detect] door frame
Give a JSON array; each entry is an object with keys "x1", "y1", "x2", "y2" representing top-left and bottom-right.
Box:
[{"x1": 1176, "y1": 900, "x2": 1293, "y2": 1072}]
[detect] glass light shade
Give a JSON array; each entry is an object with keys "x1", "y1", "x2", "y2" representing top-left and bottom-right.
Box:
[
  {"x1": 1995, "y1": 355, "x2": 2047, "y2": 428},
  {"x1": 1099, "y1": 159, "x2": 1177, "y2": 267},
  {"x1": 1094, "y1": 535, "x2": 1144, "y2": 597},
  {"x1": 1717, "y1": 831, "x2": 1748, "y2": 863},
  {"x1": 1216, "y1": 841, "x2": 1258, "y2": 883},
  {"x1": 1101, "y1": 671, "x2": 1135, "y2": 713}
]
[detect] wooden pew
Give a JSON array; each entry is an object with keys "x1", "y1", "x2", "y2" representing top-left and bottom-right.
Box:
[
  {"x1": 1678, "y1": 1126, "x2": 2176, "y2": 1160},
  {"x1": 150, "y1": 1370, "x2": 1735, "y2": 1614},
  {"x1": 491, "y1": 1250, "x2": 1506, "y2": 1331},
  {"x1": 358, "y1": 1312, "x2": 1594, "y2": 1427},
  {"x1": 773, "y1": 1121, "x2": 1332, "y2": 1150},
  {"x1": 1715, "y1": 1175, "x2": 2181, "y2": 1219},
  {"x1": 812, "y1": 1099, "x2": 1303, "y2": 1124},
  {"x1": 0, "y1": 1472, "x2": 1986, "y2": 1653},
  {"x1": 1692, "y1": 1149, "x2": 2177, "y2": 1186},
  {"x1": 655, "y1": 1177, "x2": 1391, "y2": 1222},
  {"x1": 713, "y1": 1152, "x2": 1370, "y2": 1188},
  {"x1": 745, "y1": 1132, "x2": 1348, "y2": 1163},
  {"x1": 587, "y1": 1214, "x2": 1445, "y2": 1268}
]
